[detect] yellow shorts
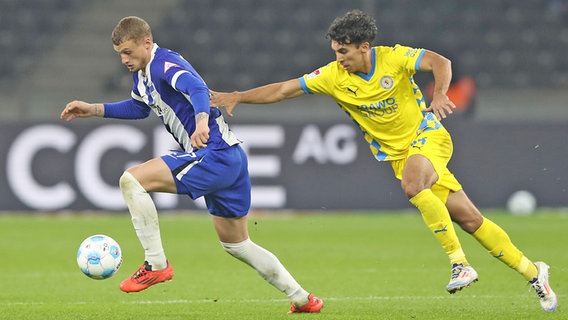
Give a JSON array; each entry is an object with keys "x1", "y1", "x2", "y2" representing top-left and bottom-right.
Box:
[{"x1": 390, "y1": 126, "x2": 462, "y2": 203}]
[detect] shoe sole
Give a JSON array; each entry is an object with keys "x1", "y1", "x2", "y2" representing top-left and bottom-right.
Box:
[
  {"x1": 534, "y1": 261, "x2": 557, "y2": 312},
  {"x1": 288, "y1": 296, "x2": 324, "y2": 313},
  {"x1": 121, "y1": 278, "x2": 173, "y2": 293},
  {"x1": 447, "y1": 278, "x2": 479, "y2": 294},
  {"x1": 120, "y1": 271, "x2": 174, "y2": 293}
]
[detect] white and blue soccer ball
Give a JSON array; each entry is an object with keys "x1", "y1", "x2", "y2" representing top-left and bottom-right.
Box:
[{"x1": 77, "y1": 234, "x2": 122, "y2": 280}]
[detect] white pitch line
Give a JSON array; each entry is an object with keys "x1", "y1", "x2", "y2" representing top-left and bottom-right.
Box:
[
  {"x1": 123, "y1": 294, "x2": 503, "y2": 305},
  {"x1": 1, "y1": 294, "x2": 528, "y2": 307}
]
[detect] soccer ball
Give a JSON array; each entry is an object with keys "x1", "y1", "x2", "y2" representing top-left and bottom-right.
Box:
[
  {"x1": 77, "y1": 234, "x2": 122, "y2": 279},
  {"x1": 507, "y1": 190, "x2": 537, "y2": 215}
]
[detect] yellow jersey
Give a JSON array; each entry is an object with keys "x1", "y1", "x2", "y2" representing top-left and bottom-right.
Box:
[{"x1": 299, "y1": 45, "x2": 443, "y2": 161}]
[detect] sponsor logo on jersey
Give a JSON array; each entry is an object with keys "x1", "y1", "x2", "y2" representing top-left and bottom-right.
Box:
[{"x1": 357, "y1": 97, "x2": 398, "y2": 118}]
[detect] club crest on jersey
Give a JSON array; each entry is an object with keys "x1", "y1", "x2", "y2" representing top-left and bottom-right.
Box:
[
  {"x1": 164, "y1": 61, "x2": 179, "y2": 73},
  {"x1": 380, "y1": 76, "x2": 394, "y2": 90},
  {"x1": 306, "y1": 68, "x2": 322, "y2": 79}
]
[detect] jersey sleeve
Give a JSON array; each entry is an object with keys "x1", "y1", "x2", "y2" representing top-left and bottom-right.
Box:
[
  {"x1": 103, "y1": 99, "x2": 151, "y2": 119},
  {"x1": 299, "y1": 62, "x2": 335, "y2": 95},
  {"x1": 391, "y1": 44, "x2": 426, "y2": 73},
  {"x1": 170, "y1": 70, "x2": 210, "y2": 115}
]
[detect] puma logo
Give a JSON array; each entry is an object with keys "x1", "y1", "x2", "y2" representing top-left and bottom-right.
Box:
[
  {"x1": 434, "y1": 225, "x2": 447, "y2": 233},
  {"x1": 347, "y1": 87, "x2": 359, "y2": 96}
]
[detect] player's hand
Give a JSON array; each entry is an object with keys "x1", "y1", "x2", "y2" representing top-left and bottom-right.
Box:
[
  {"x1": 191, "y1": 113, "x2": 210, "y2": 149},
  {"x1": 210, "y1": 90, "x2": 239, "y2": 117},
  {"x1": 60, "y1": 100, "x2": 101, "y2": 122},
  {"x1": 424, "y1": 94, "x2": 455, "y2": 120}
]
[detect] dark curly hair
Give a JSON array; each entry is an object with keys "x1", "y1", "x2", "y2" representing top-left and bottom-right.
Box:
[{"x1": 326, "y1": 9, "x2": 378, "y2": 46}]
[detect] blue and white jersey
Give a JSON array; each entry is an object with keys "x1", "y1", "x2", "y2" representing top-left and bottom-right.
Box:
[{"x1": 107, "y1": 43, "x2": 240, "y2": 152}]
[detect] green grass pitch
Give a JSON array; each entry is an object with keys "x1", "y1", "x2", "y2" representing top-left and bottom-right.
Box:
[{"x1": 0, "y1": 210, "x2": 565, "y2": 319}]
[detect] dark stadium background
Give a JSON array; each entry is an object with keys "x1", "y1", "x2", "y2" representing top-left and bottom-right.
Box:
[{"x1": 1, "y1": 0, "x2": 567, "y2": 211}]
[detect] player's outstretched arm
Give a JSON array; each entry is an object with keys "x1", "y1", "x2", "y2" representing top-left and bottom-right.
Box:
[
  {"x1": 210, "y1": 79, "x2": 304, "y2": 117},
  {"x1": 60, "y1": 100, "x2": 104, "y2": 122}
]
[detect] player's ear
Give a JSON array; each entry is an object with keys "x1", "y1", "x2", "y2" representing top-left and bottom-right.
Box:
[
  {"x1": 358, "y1": 41, "x2": 371, "y2": 52},
  {"x1": 144, "y1": 37, "x2": 152, "y2": 49}
]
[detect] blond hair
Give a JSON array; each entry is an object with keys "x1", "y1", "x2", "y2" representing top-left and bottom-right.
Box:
[{"x1": 111, "y1": 16, "x2": 152, "y2": 45}]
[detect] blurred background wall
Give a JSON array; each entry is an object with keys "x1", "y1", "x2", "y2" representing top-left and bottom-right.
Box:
[{"x1": 1, "y1": 0, "x2": 567, "y2": 211}]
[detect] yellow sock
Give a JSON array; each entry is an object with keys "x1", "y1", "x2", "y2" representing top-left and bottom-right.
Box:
[
  {"x1": 472, "y1": 218, "x2": 538, "y2": 281},
  {"x1": 410, "y1": 189, "x2": 467, "y2": 265}
]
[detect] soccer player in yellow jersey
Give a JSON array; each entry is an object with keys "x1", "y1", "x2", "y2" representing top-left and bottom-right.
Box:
[{"x1": 211, "y1": 9, "x2": 557, "y2": 312}]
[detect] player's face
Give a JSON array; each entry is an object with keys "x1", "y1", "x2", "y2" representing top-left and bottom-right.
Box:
[
  {"x1": 113, "y1": 38, "x2": 152, "y2": 73},
  {"x1": 331, "y1": 40, "x2": 370, "y2": 74}
]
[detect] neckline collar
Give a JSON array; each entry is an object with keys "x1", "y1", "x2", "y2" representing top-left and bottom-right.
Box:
[{"x1": 354, "y1": 48, "x2": 375, "y2": 81}]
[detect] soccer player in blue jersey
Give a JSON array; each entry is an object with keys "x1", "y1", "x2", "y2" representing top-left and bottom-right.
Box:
[
  {"x1": 211, "y1": 9, "x2": 557, "y2": 312},
  {"x1": 60, "y1": 16, "x2": 322, "y2": 314}
]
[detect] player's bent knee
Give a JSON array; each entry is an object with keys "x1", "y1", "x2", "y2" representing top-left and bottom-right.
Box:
[
  {"x1": 119, "y1": 171, "x2": 145, "y2": 194},
  {"x1": 221, "y1": 238, "x2": 251, "y2": 259},
  {"x1": 402, "y1": 184, "x2": 426, "y2": 199},
  {"x1": 458, "y1": 217, "x2": 483, "y2": 234},
  {"x1": 119, "y1": 171, "x2": 132, "y2": 190}
]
